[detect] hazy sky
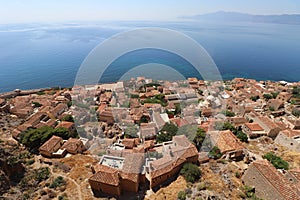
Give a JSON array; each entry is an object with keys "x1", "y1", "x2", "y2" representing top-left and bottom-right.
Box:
[{"x1": 1, "y1": 0, "x2": 300, "y2": 23}]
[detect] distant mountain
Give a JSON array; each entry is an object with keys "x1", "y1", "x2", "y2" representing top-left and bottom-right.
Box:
[{"x1": 184, "y1": 11, "x2": 300, "y2": 25}]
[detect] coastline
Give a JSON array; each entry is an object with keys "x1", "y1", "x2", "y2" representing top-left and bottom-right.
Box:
[{"x1": 1, "y1": 78, "x2": 299, "y2": 99}]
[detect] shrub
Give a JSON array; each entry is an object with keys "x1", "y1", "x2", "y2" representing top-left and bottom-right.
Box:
[
  {"x1": 208, "y1": 146, "x2": 222, "y2": 159},
  {"x1": 250, "y1": 96, "x2": 260, "y2": 102},
  {"x1": 236, "y1": 131, "x2": 248, "y2": 143},
  {"x1": 235, "y1": 171, "x2": 241, "y2": 178},
  {"x1": 221, "y1": 110, "x2": 235, "y2": 117},
  {"x1": 35, "y1": 167, "x2": 50, "y2": 183},
  {"x1": 26, "y1": 159, "x2": 35, "y2": 165},
  {"x1": 271, "y1": 92, "x2": 279, "y2": 99},
  {"x1": 240, "y1": 185, "x2": 262, "y2": 199},
  {"x1": 130, "y1": 94, "x2": 139, "y2": 98},
  {"x1": 156, "y1": 123, "x2": 178, "y2": 143},
  {"x1": 32, "y1": 102, "x2": 42, "y2": 107},
  {"x1": 214, "y1": 122, "x2": 237, "y2": 134},
  {"x1": 292, "y1": 109, "x2": 300, "y2": 117},
  {"x1": 292, "y1": 86, "x2": 300, "y2": 98},
  {"x1": 61, "y1": 115, "x2": 74, "y2": 122},
  {"x1": 50, "y1": 176, "x2": 66, "y2": 188},
  {"x1": 180, "y1": 163, "x2": 201, "y2": 183},
  {"x1": 197, "y1": 182, "x2": 207, "y2": 191},
  {"x1": 177, "y1": 190, "x2": 186, "y2": 200},
  {"x1": 263, "y1": 152, "x2": 289, "y2": 170},
  {"x1": 124, "y1": 125, "x2": 138, "y2": 138},
  {"x1": 193, "y1": 128, "x2": 206, "y2": 151},
  {"x1": 263, "y1": 93, "x2": 273, "y2": 100}
]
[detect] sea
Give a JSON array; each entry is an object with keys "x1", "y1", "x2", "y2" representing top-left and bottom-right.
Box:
[{"x1": 0, "y1": 20, "x2": 300, "y2": 93}]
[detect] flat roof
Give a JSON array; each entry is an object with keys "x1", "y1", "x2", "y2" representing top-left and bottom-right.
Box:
[{"x1": 100, "y1": 155, "x2": 125, "y2": 169}]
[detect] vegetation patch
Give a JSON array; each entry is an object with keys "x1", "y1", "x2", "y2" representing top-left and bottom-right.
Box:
[
  {"x1": 180, "y1": 163, "x2": 201, "y2": 183},
  {"x1": 263, "y1": 152, "x2": 289, "y2": 170},
  {"x1": 50, "y1": 176, "x2": 66, "y2": 189}
]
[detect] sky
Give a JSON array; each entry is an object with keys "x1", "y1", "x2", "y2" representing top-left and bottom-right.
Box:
[{"x1": 1, "y1": 0, "x2": 300, "y2": 23}]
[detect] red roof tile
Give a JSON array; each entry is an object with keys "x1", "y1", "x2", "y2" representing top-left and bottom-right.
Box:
[{"x1": 89, "y1": 165, "x2": 120, "y2": 186}]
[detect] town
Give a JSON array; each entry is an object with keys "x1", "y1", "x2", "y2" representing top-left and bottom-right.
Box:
[{"x1": 0, "y1": 77, "x2": 300, "y2": 200}]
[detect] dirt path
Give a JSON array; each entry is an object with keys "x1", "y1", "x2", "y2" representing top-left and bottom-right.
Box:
[{"x1": 49, "y1": 166, "x2": 83, "y2": 200}]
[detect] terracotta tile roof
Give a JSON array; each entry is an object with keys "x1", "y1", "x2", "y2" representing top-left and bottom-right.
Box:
[
  {"x1": 150, "y1": 155, "x2": 186, "y2": 179},
  {"x1": 17, "y1": 123, "x2": 32, "y2": 132},
  {"x1": 257, "y1": 116, "x2": 280, "y2": 130},
  {"x1": 0, "y1": 98, "x2": 5, "y2": 105},
  {"x1": 89, "y1": 164, "x2": 120, "y2": 186},
  {"x1": 228, "y1": 117, "x2": 247, "y2": 125},
  {"x1": 56, "y1": 121, "x2": 74, "y2": 129},
  {"x1": 96, "y1": 103, "x2": 107, "y2": 113},
  {"x1": 275, "y1": 121, "x2": 288, "y2": 130},
  {"x1": 106, "y1": 149, "x2": 123, "y2": 157},
  {"x1": 280, "y1": 129, "x2": 300, "y2": 138},
  {"x1": 51, "y1": 103, "x2": 68, "y2": 116},
  {"x1": 252, "y1": 160, "x2": 300, "y2": 200},
  {"x1": 130, "y1": 98, "x2": 140, "y2": 108},
  {"x1": 245, "y1": 123, "x2": 264, "y2": 131},
  {"x1": 170, "y1": 118, "x2": 189, "y2": 127},
  {"x1": 144, "y1": 140, "x2": 155, "y2": 149},
  {"x1": 140, "y1": 126, "x2": 156, "y2": 139},
  {"x1": 122, "y1": 138, "x2": 136, "y2": 149},
  {"x1": 171, "y1": 144, "x2": 197, "y2": 158},
  {"x1": 173, "y1": 135, "x2": 191, "y2": 147},
  {"x1": 133, "y1": 146, "x2": 145, "y2": 153},
  {"x1": 143, "y1": 103, "x2": 162, "y2": 109},
  {"x1": 151, "y1": 155, "x2": 174, "y2": 170},
  {"x1": 153, "y1": 112, "x2": 166, "y2": 129},
  {"x1": 39, "y1": 135, "x2": 63, "y2": 153},
  {"x1": 121, "y1": 153, "x2": 145, "y2": 182},
  {"x1": 209, "y1": 130, "x2": 244, "y2": 154},
  {"x1": 290, "y1": 169, "x2": 300, "y2": 181},
  {"x1": 61, "y1": 138, "x2": 83, "y2": 153}
]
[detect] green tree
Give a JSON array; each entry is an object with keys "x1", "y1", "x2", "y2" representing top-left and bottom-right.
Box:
[
  {"x1": 124, "y1": 125, "x2": 138, "y2": 138},
  {"x1": 263, "y1": 93, "x2": 273, "y2": 100},
  {"x1": 177, "y1": 191, "x2": 186, "y2": 200},
  {"x1": 271, "y1": 92, "x2": 279, "y2": 99},
  {"x1": 214, "y1": 122, "x2": 237, "y2": 134},
  {"x1": 19, "y1": 126, "x2": 53, "y2": 152},
  {"x1": 263, "y1": 152, "x2": 289, "y2": 170},
  {"x1": 208, "y1": 146, "x2": 222, "y2": 159},
  {"x1": 156, "y1": 123, "x2": 178, "y2": 143},
  {"x1": 292, "y1": 109, "x2": 300, "y2": 117},
  {"x1": 53, "y1": 127, "x2": 78, "y2": 140},
  {"x1": 180, "y1": 163, "x2": 201, "y2": 183},
  {"x1": 193, "y1": 128, "x2": 206, "y2": 151},
  {"x1": 19, "y1": 126, "x2": 78, "y2": 153},
  {"x1": 61, "y1": 114, "x2": 74, "y2": 122},
  {"x1": 32, "y1": 102, "x2": 42, "y2": 108},
  {"x1": 250, "y1": 96, "x2": 260, "y2": 102},
  {"x1": 292, "y1": 86, "x2": 300, "y2": 98},
  {"x1": 236, "y1": 131, "x2": 248, "y2": 143},
  {"x1": 174, "y1": 103, "x2": 181, "y2": 115},
  {"x1": 139, "y1": 115, "x2": 149, "y2": 124},
  {"x1": 221, "y1": 110, "x2": 235, "y2": 117}
]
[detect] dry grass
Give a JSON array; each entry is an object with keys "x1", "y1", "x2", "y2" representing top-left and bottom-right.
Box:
[
  {"x1": 145, "y1": 176, "x2": 187, "y2": 200},
  {"x1": 58, "y1": 154, "x2": 100, "y2": 200}
]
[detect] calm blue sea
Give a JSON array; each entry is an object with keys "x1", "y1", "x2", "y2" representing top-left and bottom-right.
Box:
[{"x1": 0, "y1": 21, "x2": 299, "y2": 93}]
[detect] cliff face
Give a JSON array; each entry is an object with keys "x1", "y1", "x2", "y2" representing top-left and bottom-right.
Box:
[
  {"x1": 0, "y1": 170, "x2": 10, "y2": 195},
  {"x1": 0, "y1": 144, "x2": 26, "y2": 195}
]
